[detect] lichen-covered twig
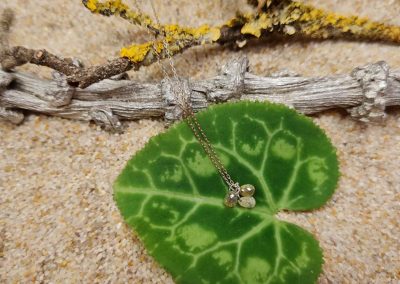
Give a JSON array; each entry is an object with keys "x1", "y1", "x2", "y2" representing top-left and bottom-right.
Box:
[
  {"x1": 84, "y1": 0, "x2": 400, "y2": 65},
  {"x1": 82, "y1": 0, "x2": 160, "y2": 33},
  {"x1": 1, "y1": 57, "x2": 399, "y2": 132},
  {"x1": 82, "y1": 0, "x2": 221, "y2": 63},
  {"x1": 2, "y1": 1, "x2": 400, "y2": 88}
]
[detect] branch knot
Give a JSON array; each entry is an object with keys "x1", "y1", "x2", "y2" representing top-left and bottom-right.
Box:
[
  {"x1": 161, "y1": 77, "x2": 192, "y2": 123},
  {"x1": 349, "y1": 61, "x2": 389, "y2": 122},
  {"x1": 43, "y1": 71, "x2": 75, "y2": 107},
  {"x1": 206, "y1": 56, "x2": 249, "y2": 102}
]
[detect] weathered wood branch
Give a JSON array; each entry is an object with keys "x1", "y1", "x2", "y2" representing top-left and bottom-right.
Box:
[{"x1": 0, "y1": 57, "x2": 399, "y2": 132}]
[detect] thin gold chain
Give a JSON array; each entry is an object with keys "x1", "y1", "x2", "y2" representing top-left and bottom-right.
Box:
[{"x1": 132, "y1": 0, "x2": 240, "y2": 194}]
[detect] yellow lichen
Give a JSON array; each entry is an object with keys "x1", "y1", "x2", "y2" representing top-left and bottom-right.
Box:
[
  {"x1": 193, "y1": 24, "x2": 210, "y2": 38},
  {"x1": 164, "y1": 24, "x2": 179, "y2": 34},
  {"x1": 282, "y1": 1, "x2": 399, "y2": 41},
  {"x1": 208, "y1": 27, "x2": 221, "y2": 42},
  {"x1": 84, "y1": 0, "x2": 157, "y2": 30},
  {"x1": 225, "y1": 18, "x2": 238, "y2": 28},
  {"x1": 118, "y1": 22, "x2": 222, "y2": 63},
  {"x1": 85, "y1": 0, "x2": 98, "y2": 12},
  {"x1": 162, "y1": 24, "x2": 220, "y2": 42},
  {"x1": 120, "y1": 42, "x2": 152, "y2": 63},
  {"x1": 84, "y1": 0, "x2": 129, "y2": 14},
  {"x1": 241, "y1": 13, "x2": 273, "y2": 38},
  {"x1": 241, "y1": 22, "x2": 260, "y2": 37},
  {"x1": 155, "y1": 42, "x2": 164, "y2": 53}
]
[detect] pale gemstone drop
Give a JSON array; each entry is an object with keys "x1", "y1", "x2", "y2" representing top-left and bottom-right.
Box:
[
  {"x1": 238, "y1": 196, "x2": 256, "y2": 208},
  {"x1": 239, "y1": 184, "x2": 255, "y2": 197},
  {"x1": 224, "y1": 192, "x2": 238, "y2": 208}
]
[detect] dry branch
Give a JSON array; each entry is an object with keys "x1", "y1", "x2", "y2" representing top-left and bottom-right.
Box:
[
  {"x1": 1, "y1": 57, "x2": 399, "y2": 132},
  {"x1": 3, "y1": 0, "x2": 400, "y2": 88}
]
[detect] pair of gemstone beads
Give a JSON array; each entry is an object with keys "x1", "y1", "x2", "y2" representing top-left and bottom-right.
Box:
[{"x1": 224, "y1": 184, "x2": 256, "y2": 209}]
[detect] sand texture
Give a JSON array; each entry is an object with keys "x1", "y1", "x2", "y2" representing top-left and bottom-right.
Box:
[{"x1": 0, "y1": 0, "x2": 399, "y2": 283}]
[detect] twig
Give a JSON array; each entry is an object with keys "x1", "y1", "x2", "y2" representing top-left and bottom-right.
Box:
[
  {"x1": 1, "y1": 46, "x2": 78, "y2": 73},
  {"x1": 1, "y1": 57, "x2": 399, "y2": 132},
  {"x1": 2, "y1": 1, "x2": 400, "y2": 88},
  {"x1": 0, "y1": 46, "x2": 134, "y2": 88}
]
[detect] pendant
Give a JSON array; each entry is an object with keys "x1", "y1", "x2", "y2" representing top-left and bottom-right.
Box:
[{"x1": 224, "y1": 184, "x2": 256, "y2": 209}]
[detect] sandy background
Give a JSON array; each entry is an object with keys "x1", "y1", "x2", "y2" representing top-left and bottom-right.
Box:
[{"x1": 0, "y1": 0, "x2": 399, "y2": 283}]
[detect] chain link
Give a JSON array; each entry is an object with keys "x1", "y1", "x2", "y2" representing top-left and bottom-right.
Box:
[{"x1": 132, "y1": 0, "x2": 239, "y2": 194}]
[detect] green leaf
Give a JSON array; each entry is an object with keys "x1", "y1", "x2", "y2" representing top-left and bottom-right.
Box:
[{"x1": 114, "y1": 101, "x2": 339, "y2": 283}]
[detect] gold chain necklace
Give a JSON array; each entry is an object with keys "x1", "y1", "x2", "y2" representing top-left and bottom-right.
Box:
[{"x1": 132, "y1": 0, "x2": 256, "y2": 209}]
